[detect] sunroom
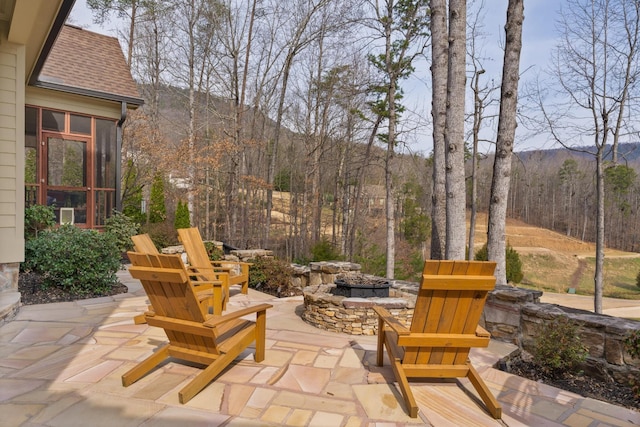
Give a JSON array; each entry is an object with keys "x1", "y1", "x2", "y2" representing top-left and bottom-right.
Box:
[{"x1": 24, "y1": 24, "x2": 143, "y2": 228}]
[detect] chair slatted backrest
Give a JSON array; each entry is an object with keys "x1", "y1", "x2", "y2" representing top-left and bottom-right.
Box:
[
  {"x1": 405, "y1": 260, "x2": 496, "y2": 366},
  {"x1": 128, "y1": 252, "x2": 206, "y2": 322},
  {"x1": 131, "y1": 234, "x2": 160, "y2": 255},
  {"x1": 127, "y1": 252, "x2": 225, "y2": 357},
  {"x1": 177, "y1": 228, "x2": 213, "y2": 271}
]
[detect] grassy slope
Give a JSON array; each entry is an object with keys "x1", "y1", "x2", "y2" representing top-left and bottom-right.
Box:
[{"x1": 471, "y1": 213, "x2": 640, "y2": 300}]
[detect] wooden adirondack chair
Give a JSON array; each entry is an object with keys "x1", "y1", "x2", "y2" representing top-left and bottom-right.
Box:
[
  {"x1": 373, "y1": 260, "x2": 501, "y2": 419},
  {"x1": 130, "y1": 233, "x2": 220, "y2": 319},
  {"x1": 178, "y1": 228, "x2": 251, "y2": 298},
  {"x1": 123, "y1": 251, "x2": 272, "y2": 404},
  {"x1": 131, "y1": 233, "x2": 160, "y2": 254}
]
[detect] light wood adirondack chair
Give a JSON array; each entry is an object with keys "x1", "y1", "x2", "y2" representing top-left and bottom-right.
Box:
[
  {"x1": 123, "y1": 251, "x2": 272, "y2": 404},
  {"x1": 131, "y1": 233, "x2": 160, "y2": 254},
  {"x1": 373, "y1": 260, "x2": 501, "y2": 419},
  {"x1": 178, "y1": 227, "x2": 251, "y2": 298},
  {"x1": 130, "y1": 234, "x2": 220, "y2": 319}
]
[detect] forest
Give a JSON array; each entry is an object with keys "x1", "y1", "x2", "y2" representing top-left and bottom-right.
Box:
[{"x1": 83, "y1": 0, "x2": 640, "y2": 305}]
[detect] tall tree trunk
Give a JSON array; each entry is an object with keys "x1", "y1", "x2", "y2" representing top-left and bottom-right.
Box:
[
  {"x1": 487, "y1": 0, "x2": 524, "y2": 286},
  {"x1": 594, "y1": 148, "x2": 605, "y2": 313},
  {"x1": 467, "y1": 69, "x2": 483, "y2": 260},
  {"x1": 429, "y1": 0, "x2": 447, "y2": 260},
  {"x1": 444, "y1": 0, "x2": 467, "y2": 260}
]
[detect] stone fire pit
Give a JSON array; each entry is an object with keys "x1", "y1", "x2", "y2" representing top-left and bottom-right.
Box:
[
  {"x1": 332, "y1": 274, "x2": 391, "y2": 298},
  {"x1": 301, "y1": 281, "x2": 417, "y2": 335}
]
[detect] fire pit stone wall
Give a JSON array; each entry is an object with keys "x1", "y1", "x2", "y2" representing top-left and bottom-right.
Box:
[{"x1": 301, "y1": 283, "x2": 417, "y2": 335}]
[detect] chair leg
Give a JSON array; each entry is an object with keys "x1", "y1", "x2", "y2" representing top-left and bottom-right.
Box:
[
  {"x1": 178, "y1": 331, "x2": 254, "y2": 403},
  {"x1": 376, "y1": 318, "x2": 385, "y2": 366},
  {"x1": 255, "y1": 310, "x2": 267, "y2": 362},
  {"x1": 389, "y1": 353, "x2": 418, "y2": 418},
  {"x1": 467, "y1": 362, "x2": 502, "y2": 419},
  {"x1": 122, "y1": 344, "x2": 170, "y2": 386},
  {"x1": 133, "y1": 314, "x2": 147, "y2": 324}
]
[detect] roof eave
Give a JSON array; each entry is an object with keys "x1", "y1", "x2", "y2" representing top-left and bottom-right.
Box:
[{"x1": 33, "y1": 81, "x2": 145, "y2": 107}]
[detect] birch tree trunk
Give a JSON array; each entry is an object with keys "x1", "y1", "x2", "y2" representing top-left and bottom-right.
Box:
[
  {"x1": 487, "y1": 0, "x2": 524, "y2": 285},
  {"x1": 429, "y1": 0, "x2": 447, "y2": 260},
  {"x1": 444, "y1": 0, "x2": 467, "y2": 260}
]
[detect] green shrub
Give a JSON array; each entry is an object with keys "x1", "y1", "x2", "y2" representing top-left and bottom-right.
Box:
[
  {"x1": 248, "y1": 257, "x2": 296, "y2": 297},
  {"x1": 533, "y1": 316, "x2": 587, "y2": 374},
  {"x1": 203, "y1": 241, "x2": 224, "y2": 261},
  {"x1": 505, "y1": 245, "x2": 524, "y2": 283},
  {"x1": 149, "y1": 172, "x2": 166, "y2": 223},
  {"x1": 624, "y1": 330, "x2": 640, "y2": 397},
  {"x1": 625, "y1": 330, "x2": 640, "y2": 359},
  {"x1": 355, "y1": 243, "x2": 386, "y2": 277},
  {"x1": 475, "y1": 243, "x2": 524, "y2": 284},
  {"x1": 23, "y1": 225, "x2": 121, "y2": 295},
  {"x1": 174, "y1": 200, "x2": 191, "y2": 229},
  {"x1": 104, "y1": 211, "x2": 139, "y2": 253},
  {"x1": 311, "y1": 238, "x2": 343, "y2": 261},
  {"x1": 635, "y1": 270, "x2": 640, "y2": 289},
  {"x1": 24, "y1": 205, "x2": 55, "y2": 240}
]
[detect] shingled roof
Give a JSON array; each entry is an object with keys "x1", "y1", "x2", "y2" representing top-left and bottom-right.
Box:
[{"x1": 36, "y1": 24, "x2": 143, "y2": 106}]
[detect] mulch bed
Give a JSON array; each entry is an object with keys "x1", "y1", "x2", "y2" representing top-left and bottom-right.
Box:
[
  {"x1": 501, "y1": 353, "x2": 639, "y2": 411},
  {"x1": 18, "y1": 271, "x2": 128, "y2": 306}
]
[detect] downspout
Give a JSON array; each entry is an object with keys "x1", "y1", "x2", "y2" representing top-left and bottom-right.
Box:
[{"x1": 116, "y1": 102, "x2": 127, "y2": 212}]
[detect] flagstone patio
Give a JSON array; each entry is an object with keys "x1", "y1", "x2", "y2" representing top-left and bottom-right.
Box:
[{"x1": 0, "y1": 267, "x2": 638, "y2": 426}]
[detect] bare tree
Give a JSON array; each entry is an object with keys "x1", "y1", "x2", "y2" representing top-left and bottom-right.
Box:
[
  {"x1": 538, "y1": 0, "x2": 640, "y2": 312},
  {"x1": 367, "y1": 0, "x2": 429, "y2": 278},
  {"x1": 466, "y1": 0, "x2": 499, "y2": 260},
  {"x1": 487, "y1": 0, "x2": 524, "y2": 286},
  {"x1": 264, "y1": 0, "x2": 331, "y2": 246},
  {"x1": 87, "y1": 0, "x2": 144, "y2": 67},
  {"x1": 444, "y1": 0, "x2": 467, "y2": 260},
  {"x1": 429, "y1": 0, "x2": 447, "y2": 260}
]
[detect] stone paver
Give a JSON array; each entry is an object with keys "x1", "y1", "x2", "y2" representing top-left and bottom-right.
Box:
[{"x1": 0, "y1": 267, "x2": 637, "y2": 426}]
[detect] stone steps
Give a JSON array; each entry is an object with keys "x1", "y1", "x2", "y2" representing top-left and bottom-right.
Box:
[{"x1": 0, "y1": 291, "x2": 20, "y2": 324}]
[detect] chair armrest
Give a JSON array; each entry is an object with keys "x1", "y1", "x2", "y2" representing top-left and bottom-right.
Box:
[
  {"x1": 187, "y1": 266, "x2": 229, "y2": 281},
  {"x1": 373, "y1": 306, "x2": 410, "y2": 335},
  {"x1": 203, "y1": 303, "x2": 273, "y2": 327},
  {"x1": 476, "y1": 325, "x2": 490, "y2": 338},
  {"x1": 188, "y1": 278, "x2": 224, "y2": 286}
]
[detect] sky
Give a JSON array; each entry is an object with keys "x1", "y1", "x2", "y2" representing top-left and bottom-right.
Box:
[{"x1": 68, "y1": 0, "x2": 568, "y2": 155}]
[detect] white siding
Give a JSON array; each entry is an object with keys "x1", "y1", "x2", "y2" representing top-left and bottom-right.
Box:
[{"x1": 0, "y1": 41, "x2": 24, "y2": 263}]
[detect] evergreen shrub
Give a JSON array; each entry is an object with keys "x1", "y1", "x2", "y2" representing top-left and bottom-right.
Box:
[
  {"x1": 104, "y1": 211, "x2": 139, "y2": 253},
  {"x1": 23, "y1": 225, "x2": 121, "y2": 295},
  {"x1": 174, "y1": 200, "x2": 191, "y2": 229},
  {"x1": 475, "y1": 243, "x2": 524, "y2": 283},
  {"x1": 24, "y1": 205, "x2": 55, "y2": 240}
]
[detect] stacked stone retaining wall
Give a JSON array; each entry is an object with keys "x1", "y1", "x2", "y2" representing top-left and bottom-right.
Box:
[{"x1": 484, "y1": 285, "x2": 640, "y2": 386}]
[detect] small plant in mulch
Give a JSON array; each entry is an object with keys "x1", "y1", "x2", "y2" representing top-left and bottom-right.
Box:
[
  {"x1": 624, "y1": 330, "x2": 640, "y2": 398},
  {"x1": 501, "y1": 316, "x2": 640, "y2": 411},
  {"x1": 533, "y1": 316, "x2": 588, "y2": 375}
]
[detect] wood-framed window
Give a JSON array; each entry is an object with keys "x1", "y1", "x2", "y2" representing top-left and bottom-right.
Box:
[{"x1": 25, "y1": 106, "x2": 117, "y2": 229}]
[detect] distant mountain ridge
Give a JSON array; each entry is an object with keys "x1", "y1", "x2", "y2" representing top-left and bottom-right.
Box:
[{"x1": 518, "y1": 142, "x2": 640, "y2": 163}]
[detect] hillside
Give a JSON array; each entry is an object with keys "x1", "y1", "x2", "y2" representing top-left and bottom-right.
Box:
[{"x1": 471, "y1": 213, "x2": 640, "y2": 299}]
